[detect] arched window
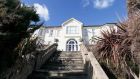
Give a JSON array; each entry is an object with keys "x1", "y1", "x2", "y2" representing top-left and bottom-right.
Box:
[{"x1": 66, "y1": 39, "x2": 78, "y2": 51}]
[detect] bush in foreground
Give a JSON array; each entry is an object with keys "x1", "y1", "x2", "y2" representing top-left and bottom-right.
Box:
[{"x1": 92, "y1": 11, "x2": 140, "y2": 78}]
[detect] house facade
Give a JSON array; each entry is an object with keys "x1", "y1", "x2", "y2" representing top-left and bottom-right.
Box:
[{"x1": 34, "y1": 18, "x2": 117, "y2": 51}]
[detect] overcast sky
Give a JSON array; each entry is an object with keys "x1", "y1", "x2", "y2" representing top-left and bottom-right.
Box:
[{"x1": 21, "y1": 0, "x2": 127, "y2": 26}]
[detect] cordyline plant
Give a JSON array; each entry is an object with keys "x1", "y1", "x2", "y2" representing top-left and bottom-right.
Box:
[
  {"x1": 96, "y1": 28, "x2": 139, "y2": 78},
  {"x1": 97, "y1": 28, "x2": 129, "y2": 64},
  {"x1": 95, "y1": 11, "x2": 140, "y2": 78},
  {"x1": 119, "y1": 11, "x2": 140, "y2": 79},
  {"x1": 96, "y1": 27, "x2": 136, "y2": 78}
]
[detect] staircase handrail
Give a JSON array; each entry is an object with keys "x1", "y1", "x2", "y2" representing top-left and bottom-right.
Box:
[
  {"x1": 0, "y1": 43, "x2": 57, "y2": 79},
  {"x1": 35, "y1": 43, "x2": 58, "y2": 69},
  {"x1": 80, "y1": 44, "x2": 109, "y2": 79}
]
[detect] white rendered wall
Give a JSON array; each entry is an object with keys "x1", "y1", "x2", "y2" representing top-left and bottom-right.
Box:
[
  {"x1": 61, "y1": 19, "x2": 83, "y2": 51},
  {"x1": 33, "y1": 18, "x2": 118, "y2": 51}
]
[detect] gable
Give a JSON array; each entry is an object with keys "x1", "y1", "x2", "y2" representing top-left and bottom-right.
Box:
[{"x1": 62, "y1": 18, "x2": 83, "y2": 26}]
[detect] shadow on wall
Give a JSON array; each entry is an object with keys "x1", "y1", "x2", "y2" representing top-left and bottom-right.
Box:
[
  {"x1": 82, "y1": 29, "x2": 89, "y2": 45},
  {"x1": 100, "y1": 63, "x2": 117, "y2": 79}
]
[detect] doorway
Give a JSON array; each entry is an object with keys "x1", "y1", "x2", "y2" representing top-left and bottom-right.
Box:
[{"x1": 66, "y1": 39, "x2": 78, "y2": 51}]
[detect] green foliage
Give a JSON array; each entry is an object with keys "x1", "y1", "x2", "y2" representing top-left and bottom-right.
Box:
[
  {"x1": 0, "y1": 0, "x2": 40, "y2": 74},
  {"x1": 0, "y1": 0, "x2": 39, "y2": 33}
]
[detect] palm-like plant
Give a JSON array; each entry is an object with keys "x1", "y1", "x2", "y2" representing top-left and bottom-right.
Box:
[
  {"x1": 96, "y1": 27, "x2": 137, "y2": 78},
  {"x1": 120, "y1": 11, "x2": 140, "y2": 79}
]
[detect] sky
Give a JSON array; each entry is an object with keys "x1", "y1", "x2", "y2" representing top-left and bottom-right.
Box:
[{"x1": 21, "y1": 0, "x2": 127, "y2": 26}]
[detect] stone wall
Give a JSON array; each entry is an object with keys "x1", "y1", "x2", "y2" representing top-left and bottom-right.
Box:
[
  {"x1": 0, "y1": 44, "x2": 57, "y2": 79},
  {"x1": 80, "y1": 44, "x2": 109, "y2": 79}
]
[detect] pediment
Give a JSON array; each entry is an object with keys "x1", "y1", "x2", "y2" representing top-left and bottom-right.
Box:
[{"x1": 62, "y1": 18, "x2": 83, "y2": 26}]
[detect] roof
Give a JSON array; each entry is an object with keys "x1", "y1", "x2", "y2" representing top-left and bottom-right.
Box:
[
  {"x1": 45, "y1": 26, "x2": 61, "y2": 28},
  {"x1": 83, "y1": 23, "x2": 117, "y2": 27},
  {"x1": 83, "y1": 25, "x2": 101, "y2": 27},
  {"x1": 62, "y1": 18, "x2": 83, "y2": 26},
  {"x1": 40, "y1": 26, "x2": 61, "y2": 29},
  {"x1": 40, "y1": 23, "x2": 117, "y2": 29}
]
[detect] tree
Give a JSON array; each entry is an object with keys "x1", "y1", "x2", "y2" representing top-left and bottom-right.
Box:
[{"x1": 0, "y1": 0, "x2": 40, "y2": 73}]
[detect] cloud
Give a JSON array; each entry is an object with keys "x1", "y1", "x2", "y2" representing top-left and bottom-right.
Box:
[
  {"x1": 82, "y1": 0, "x2": 115, "y2": 9},
  {"x1": 94, "y1": 0, "x2": 114, "y2": 9},
  {"x1": 34, "y1": 3, "x2": 50, "y2": 21},
  {"x1": 82, "y1": 0, "x2": 90, "y2": 7}
]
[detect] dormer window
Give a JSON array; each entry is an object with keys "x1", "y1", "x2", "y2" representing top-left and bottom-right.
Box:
[{"x1": 66, "y1": 26, "x2": 78, "y2": 34}]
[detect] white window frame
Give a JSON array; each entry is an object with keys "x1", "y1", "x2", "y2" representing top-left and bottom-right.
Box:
[
  {"x1": 66, "y1": 39, "x2": 78, "y2": 51},
  {"x1": 66, "y1": 26, "x2": 78, "y2": 34}
]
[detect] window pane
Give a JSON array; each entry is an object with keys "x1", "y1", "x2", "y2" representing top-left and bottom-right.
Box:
[
  {"x1": 46, "y1": 29, "x2": 49, "y2": 33},
  {"x1": 69, "y1": 45, "x2": 71, "y2": 51},
  {"x1": 92, "y1": 29, "x2": 95, "y2": 35},
  {"x1": 57, "y1": 30, "x2": 60, "y2": 36},
  {"x1": 66, "y1": 26, "x2": 78, "y2": 34},
  {"x1": 76, "y1": 45, "x2": 78, "y2": 51},
  {"x1": 49, "y1": 30, "x2": 53, "y2": 37},
  {"x1": 69, "y1": 41, "x2": 74, "y2": 44},
  {"x1": 66, "y1": 40, "x2": 78, "y2": 51},
  {"x1": 72, "y1": 45, "x2": 74, "y2": 51}
]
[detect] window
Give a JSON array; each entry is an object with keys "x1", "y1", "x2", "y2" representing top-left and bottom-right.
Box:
[
  {"x1": 39, "y1": 29, "x2": 46, "y2": 36},
  {"x1": 83, "y1": 29, "x2": 88, "y2": 36},
  {"x1": 46, "y1": 29, "x2": 49, "y2": 33},
  {"x1": 92, "y1": 29, "x2": 95, "y2": 35},
  {"x1": 49, "y1": 30, "x2": 53, "y2": 37},
  {"x1": 39, "y1": 29, "x2": 43, "y2": 36},
  {"x1": 66, "y1": 39, "x2": 78, "y2": 51},
  {"x1": 66, "y1": 26, "x2": 78, "y2": 34},
  {"x1": 57, "y1": 30, "x2": 60, "y2": 36}
]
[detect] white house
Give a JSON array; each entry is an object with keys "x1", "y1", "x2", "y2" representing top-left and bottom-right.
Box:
[{"x1": 33, "y1": 18, "x2": 117, "y2": 51}]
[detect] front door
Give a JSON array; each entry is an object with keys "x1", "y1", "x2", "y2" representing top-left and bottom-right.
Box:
[{"x1": 66, "y1": 39, "x2": 78, "y2": 51}]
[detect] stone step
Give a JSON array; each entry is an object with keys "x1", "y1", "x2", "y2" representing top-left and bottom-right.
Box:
[
  {"x1": 34, "y1": 70, "x2": 86, "y2": 76},
  {"x1": 57, "y1": 52, "x2": 82, "y2": 55},
  {"x1": 41, "y1": 65, "x2": 85, "y2": 70},
  {"x1": 56, "y1": 55, "x2": 82, "y2": 58},
  {"x1": 47, "y1": 59, "x2": 83, "y2": 63},
  {"x1": 57, "y1": 52, "x2": 81, "y2": 56},
  {"x1": 28, "y1": 75, "x2": 87, "y2": 79},
  {"x1": 48, "y1": 75, "x2": 87, "y2": 79},
  {"x1": 47, "y1": 59, "x2": 83, "y2": 65},
  {"x1": 27, "y1": 51, "x2": 87, "y2": 79},
  {"x1": 49, "y1": 58, "x2": 83, "y2": 62},
  {"x1": 43, "y1": 60, "x2": 84, "y2": 66},
  {"x1": 52, "y1": 58, "x2": 83, "y2": 61},
  {"x1": 49, "y1": 57, "x2": 83, "y2": 60},
  {"x1": 57, "y1": 55, "x2": 82, "y2": 58},
  {"x1": 42, "y1": 62, "x2": 84, "y2": 67},
  {"x1": 48, "y1": 54, "x2": 82, "y2": 61},
  {"x1": 61, "y1": 51, "x2": 80, "y2": 53},
  {"x1": 57, "y1": 53, "x2": 81, "y2": 55},
  {"x1": 48, "y1": 56, "x2": 83, "y2": 61}
]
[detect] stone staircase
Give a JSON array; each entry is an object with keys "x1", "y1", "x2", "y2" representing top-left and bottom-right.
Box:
[{"x1": 27, "y1": 51, "x2": 87, "y2": 79}]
